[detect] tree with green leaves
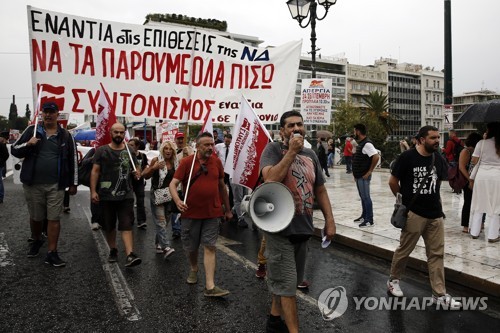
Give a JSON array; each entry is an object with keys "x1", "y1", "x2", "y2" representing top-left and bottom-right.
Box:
[
  {"x1": 8, "y1": 100, "x2": 18, "y2": 129},
  {"x1": 25, "y1": 104, "x2": 31, "y2": 120},
  {"x1": 361, "y1": 90, "x2": 399, "y2": 137},
  {"x1": 333, "y1": 98, "x2": 400, "y2": 168},
  {"x1": 0, "y1": 115, "x2": 9, "y2": 131},
  {"x1": 333, "y1": 100, "x2": 361, "y2": 138}
]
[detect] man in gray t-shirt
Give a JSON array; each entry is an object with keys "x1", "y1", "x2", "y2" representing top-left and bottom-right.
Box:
[{"x1": 259, "y1": 110, "x2": 336, "y2": 333}]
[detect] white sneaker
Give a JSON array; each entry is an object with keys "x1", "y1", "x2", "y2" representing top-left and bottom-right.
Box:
[
  {"x1": 155, "y1": 244, "x2": 163, "y2": 254},
  {"x1": 387, "y1": 279, "x2": 404, "y2": 297},
  {"x1": 432, "y1": 294, "x2": 462, "y2": 310},
  {"x1": 163, "y1": 247, "x2": 175, "y2": 259},
  {"x1": 91, "y1": 223, "x2": 100, "y2": 230}
]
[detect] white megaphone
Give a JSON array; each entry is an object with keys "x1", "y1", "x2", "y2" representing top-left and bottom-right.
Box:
[{"x1": 241, "y1": 182, "x2": 295, "y2": 233}]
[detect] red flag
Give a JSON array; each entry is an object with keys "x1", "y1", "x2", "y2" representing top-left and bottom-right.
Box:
[
  {"x1": 225, "y1": 96, "x2": 271, "y2": 189},
  {"x1": 94, "y1": 83, "x2": 117, "y2": 148}
]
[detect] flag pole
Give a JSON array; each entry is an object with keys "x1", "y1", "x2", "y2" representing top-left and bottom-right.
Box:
[
  {"x1": 33, "y1": 84, "x2": 44, "y2": 137},
  {"x1": 182, "y1": 148, "x2": 197, "y2": 205},
  {"x1": 125, "y1": 143, "x2": 137, "y2": 172}
]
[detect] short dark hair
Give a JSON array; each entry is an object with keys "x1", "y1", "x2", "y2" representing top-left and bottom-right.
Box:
[
  {"x1": 280, "y1": 110, "x2": 303, "y2": 128},
  {"x1": 196, "y1": 131, "x2": 213, "y2": 143},
  {"x1": 128, "y1": 137, "x2": 141, "y2": 146},
  {"x1": 354, "y1": 124, "x2": 366, "y2": 135},
  {"x1": 486, "y1": 122, "x2": 500, "y2": 139},
  {"x1": 224, "y1": 133, "x2": 232, "y2": 139},
  {"x1": 465, "y1": 132, "x2": 482, "y2": 148},
  {"x1": 416, "y1": 125, "x2": 439, "y2": 140}
]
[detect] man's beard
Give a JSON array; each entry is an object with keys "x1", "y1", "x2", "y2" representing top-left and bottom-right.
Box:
[
  {"x1": 112, "y1": 136, "x2": 123, "y2": 145},
  {"x1": 423, "y1": 142, "x2": 438, "y2": 154}
]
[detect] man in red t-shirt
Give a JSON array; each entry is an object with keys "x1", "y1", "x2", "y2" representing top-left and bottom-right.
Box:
[
  {"x1": 170, "y1": 132, "x2": 233, "y2": 297},
  {"x1": 443, "y1": 130, "x2": 462, "y2": 163},
  {"x1": 343, "y1": 137, "x2": 354, "y2": 174}
]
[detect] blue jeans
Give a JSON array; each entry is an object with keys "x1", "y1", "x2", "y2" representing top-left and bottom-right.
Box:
[
  {"x1": 150, "y1": 199, "x2": 171, "y2": 249},
  {"x1": 345, "y1": 156, "x2": 353, "y2": 172},
  {"x1": 0, "y1": 166, "x2": 4, "y2": 201},
  {"x1": 355, "y1": 176, "x2": 373, "y2": 222},
  {"x1": 171, "y1": 213, "x2": 181, "y2": 234},
  {"x1": 327, "y1": 153, "x2": 334, "y2": 168}
]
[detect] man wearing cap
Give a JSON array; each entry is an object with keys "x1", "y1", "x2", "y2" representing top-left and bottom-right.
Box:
[
  {"x1": 174, "y1": 132, "x2": 194, "y2": 162},
  {"x1": 173, "y1": 132, "x2": 194, "y2": 238},
  {"x1": 11, "y1": 102, "x2": 78, "y2": 267}
]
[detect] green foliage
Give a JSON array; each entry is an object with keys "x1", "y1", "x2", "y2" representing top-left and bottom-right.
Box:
[
  {"x1": 333, "y1": 99, "x2": 400, "y2": 169},
  {"x1": 333, "y1": 100, "x2": 361, "y2": 138},
  {"x1": 14, "y1": 117, "x2": 29, "y2": 131},
  {"x1": 8, "y1": 103, "x2": 18, "y2": 129},
  {"x1": 0, "y1": 115, "x2": 9, "y2": 131},
  {"x1": 361, "y1": 90, "x2": 399, "y2": 136},
  {"x1": 25, "y1": 104, "x2": 31, "y2": 120}
]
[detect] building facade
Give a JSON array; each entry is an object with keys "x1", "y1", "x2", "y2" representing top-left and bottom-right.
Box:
[{"x1": 453, "y1": 89, "x2": 500, "y2": 139}]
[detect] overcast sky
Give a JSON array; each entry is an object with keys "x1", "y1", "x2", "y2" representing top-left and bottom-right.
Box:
[{"x1": 1, "y1": 0, "x2": 499, "y2": 119}]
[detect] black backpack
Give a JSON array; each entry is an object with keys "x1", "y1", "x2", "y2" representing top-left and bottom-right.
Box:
[{"x1": 78, "y1": 148, "x2": 96, "y2": 187}]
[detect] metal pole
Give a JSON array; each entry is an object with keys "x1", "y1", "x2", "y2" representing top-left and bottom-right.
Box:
[
  {"x1": 310, "y1": 0, "x2": 318, "y2": 152},
  {"x1": 444, "y1": 0, "x2": 453, "y2": 106},
  {"x1": 143, "y1": 118, "x2": 147, "y2": 146}
]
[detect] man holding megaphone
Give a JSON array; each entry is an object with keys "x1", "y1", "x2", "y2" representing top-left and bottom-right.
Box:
[{"x1": 259, "y1": 110, "x2": 336, "y2": 333}]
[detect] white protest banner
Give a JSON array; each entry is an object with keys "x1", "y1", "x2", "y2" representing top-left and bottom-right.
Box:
[
  {"x1": 300, "y1": 78, "x2": 332, "y2": 125},
  {"x1": 156, "y1": 122, "x2": 179, "y2": 143},
  {"x1": 27, "y1": 7, "x2": 301, "y2": 125}
]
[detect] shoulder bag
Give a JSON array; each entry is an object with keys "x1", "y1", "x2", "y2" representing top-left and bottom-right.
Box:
[{"x1": 448, "y1": 149, "x2": 470, "y2": 194}]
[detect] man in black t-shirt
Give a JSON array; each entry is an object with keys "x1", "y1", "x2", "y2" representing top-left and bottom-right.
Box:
[
  {"x1": 387, "y1": 125, "x2": 462, "y2": 309},
  {"x1": 91, "y1": 123, "x2": 142, "y2": 267}
]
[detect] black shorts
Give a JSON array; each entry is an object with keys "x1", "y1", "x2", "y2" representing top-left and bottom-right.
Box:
[{"x1": 100, "y1": 199, "x2": 135, "y2": 232}]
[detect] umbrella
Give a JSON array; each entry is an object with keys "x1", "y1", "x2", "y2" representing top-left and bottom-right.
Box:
[
  {"x1": 73, "y1": 129, "x2": 96, "y2": 141},
  {"x1": 316, "y1": 130, "x2": 333, "y2": 139},
  {"x1": 456, "y1": 99, "x2": 500, "y2": 123}
]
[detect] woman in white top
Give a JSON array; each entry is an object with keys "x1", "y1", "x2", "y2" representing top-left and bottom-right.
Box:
[{"x1": 469, "y1": 122, "x2": 500, "y2": 242}]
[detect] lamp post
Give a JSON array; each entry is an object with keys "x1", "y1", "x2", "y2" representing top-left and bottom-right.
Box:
[{"x1": 286, "y1": 0, "x2": 337, "y2": 151}]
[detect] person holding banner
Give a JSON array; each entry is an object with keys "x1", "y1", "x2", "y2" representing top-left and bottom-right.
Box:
[
  {"x1": 90, "y1": 123, "x2": 142, "y2": 267},
  {"x1": 259, "y1": 111, "x2": 336, "y2": 333},
  {"x1": 11, "y1": 102, "x2": 78, "y2": 267},
  {"x1": 169, "y1": 132, "x2": 233, "y2": 297}
]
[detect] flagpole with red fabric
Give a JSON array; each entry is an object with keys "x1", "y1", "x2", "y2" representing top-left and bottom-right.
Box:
[
  {"x1": 95, "y1": 83, "x2": 136, "y2": 171},
  {"x1": 225, "y1": 95, "x2": 272, "y2": 189}
]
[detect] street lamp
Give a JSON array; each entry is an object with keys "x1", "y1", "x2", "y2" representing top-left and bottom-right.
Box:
[
  {"x1": 286, "y1": 0, "x2": 337, "y2": 150},
  {"x1": 286, "y1": 0, "x2": 337, "y2": 78}
]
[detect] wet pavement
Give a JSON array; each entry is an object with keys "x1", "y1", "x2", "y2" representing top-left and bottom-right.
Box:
[
  {"x1": 315, "y1": 166, "x2": 500, "y2": 297},
  {"x1": 1, "y1": 164, "x2": 499, "y2": 332}
]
